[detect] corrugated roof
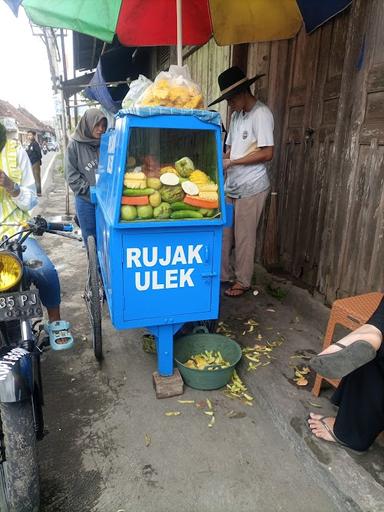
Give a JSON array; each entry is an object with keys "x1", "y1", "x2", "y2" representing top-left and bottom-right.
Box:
[{"x1": 0, "y1": 99, "x2": 54, "y2": 133}]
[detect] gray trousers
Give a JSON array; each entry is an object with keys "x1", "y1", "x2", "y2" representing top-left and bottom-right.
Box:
[
  {"x1": 32, "y1": 161, "x2": 41, "y2": 195},
  {"x1": 221, "y1": 189, "x2": 269, "y2": 288}
]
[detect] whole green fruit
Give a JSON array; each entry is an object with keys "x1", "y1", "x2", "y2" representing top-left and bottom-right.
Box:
[
  {"x1": 121, "y1": 205, "x2": 137, "y2": 221},
  {"x1": 147, "y1": 177, "x2": 161, "y2": 190},
  {"x1": 175, "y1": 157, "x2": 194, "y2": 178},
  {"x1": 137, "y1": 205, "x2": 153, "y2": 219},
  {"x1": 149, "y1": 191, "x2": 161, "y2": 207},
  {"x1": 160, "y1": 184, "x2": 184, "y2": 203},
  {"x1": 153, "y1": 202, "x2": 172, "y2": 219}
]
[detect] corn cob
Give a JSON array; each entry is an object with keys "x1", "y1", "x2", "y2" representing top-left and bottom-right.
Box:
[
  {"x1": 198, "y1": 183, "x2": 218, "y2": 192},
  {"x1": 198, "y1": 191, "x2": 219, "y2": 201},
  {"x1": 190, "y1": 170, "x2": 209, "y2": 185}
]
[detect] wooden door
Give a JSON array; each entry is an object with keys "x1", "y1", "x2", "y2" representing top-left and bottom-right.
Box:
[
  {"x1": 278, "y1": 28, "x2": 318, "y2": 279},
  {"x1": 279, "y1": 11, "x2": 350, "y2": 289},
  {"x1": 325, "y1": 0, "x2": 384, "y2": 298}
]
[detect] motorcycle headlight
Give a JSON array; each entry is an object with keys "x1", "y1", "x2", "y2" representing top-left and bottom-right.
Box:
[{"x1": 0, "y1": 252, "x2": 23, "y2": 292}]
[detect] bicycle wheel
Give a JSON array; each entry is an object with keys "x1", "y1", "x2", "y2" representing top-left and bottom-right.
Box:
[{"x1": 84, "y1": 236, "x2": 103, "y2": 360}]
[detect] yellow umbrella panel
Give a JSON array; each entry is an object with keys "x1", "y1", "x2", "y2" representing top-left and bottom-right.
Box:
[{"x1": 209, "y1": 0, "x2": 303, "y2": 45}]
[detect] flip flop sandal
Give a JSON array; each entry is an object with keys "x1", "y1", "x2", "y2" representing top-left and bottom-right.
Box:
[
  {"x1": 44, "y1": 320, "x2": 74, "y2": 351},
  {"x1": 309, "y1": 340, "x2": 376, "y2": 380},
  {"x1": 224, "y1": 284, "x2": 250, "y2": 298},
  {"x1": 307, "y1": 415, "x2": 365, "y2": 455}
]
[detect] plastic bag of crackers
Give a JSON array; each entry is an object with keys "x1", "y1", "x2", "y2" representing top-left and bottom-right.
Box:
[{"x1": 137, "y1": 65, "x2": 204, "y2": 110}]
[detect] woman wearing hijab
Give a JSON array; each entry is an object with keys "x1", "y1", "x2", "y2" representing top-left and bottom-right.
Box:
[{"x1": 65, "y1": 108, "x2": 107, "y2": 246}]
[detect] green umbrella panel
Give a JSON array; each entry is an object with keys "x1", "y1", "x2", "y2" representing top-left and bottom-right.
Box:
[{"x1": 22, "y1": 0, "x2": 122, "y2": 42}]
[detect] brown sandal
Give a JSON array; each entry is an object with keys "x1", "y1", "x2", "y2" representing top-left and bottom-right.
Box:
[{"x1": 224, "y1": 283, "x2": 250, "y2": 298}]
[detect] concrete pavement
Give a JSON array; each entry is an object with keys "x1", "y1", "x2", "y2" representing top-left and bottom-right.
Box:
[{"x1": 34, "y1": 160, "x2": 383, "y2": 512}]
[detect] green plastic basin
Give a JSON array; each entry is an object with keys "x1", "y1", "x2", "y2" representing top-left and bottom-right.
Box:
[{"x1": 174, "y1": 328, "x2": 242, "y2": 390}]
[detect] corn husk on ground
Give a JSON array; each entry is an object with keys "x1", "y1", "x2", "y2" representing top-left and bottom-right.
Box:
[{"x1": 184, "y1": 350, "x2": 231, "y2": 370}]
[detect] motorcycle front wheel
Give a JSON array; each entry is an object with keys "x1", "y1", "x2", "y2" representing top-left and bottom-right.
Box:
[{"x1": 0, "y1": 401, "x2": 40, "y2": 512}]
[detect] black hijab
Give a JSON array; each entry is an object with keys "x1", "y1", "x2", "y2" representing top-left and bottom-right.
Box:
[{"x1": 72, "y1": 108, "x2": 107, "y2": 147}]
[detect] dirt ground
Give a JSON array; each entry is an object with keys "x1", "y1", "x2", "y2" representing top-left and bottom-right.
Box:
[{"x1": 34, "y1": 161, "x2": 384, "y2": 512}]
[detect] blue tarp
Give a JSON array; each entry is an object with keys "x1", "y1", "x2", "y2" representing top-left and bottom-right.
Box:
[
  {"x1": 121, "y1": 107, "x2": 222, "y2": 126},
  {"x1": 84, "y1": 64, "x2": 122, "y2": 114},
  {"x1": 84, "y1": 46, "x2": 150, "y2": 115},
  {"x1": 3, "y1": 0, "x2": 22, "y2": 15},
  {"x1": 297, "y1": 0, "x2": 353, "y2": 33}
]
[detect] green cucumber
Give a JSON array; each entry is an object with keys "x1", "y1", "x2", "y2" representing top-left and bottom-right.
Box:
[
  {"x1": 170, "y1": 201, "x2": 200, "y2": 211},
  {"x1": 123, "y1": 187, "x2": 155, "y2": 197},
  {"x1": 170, "y1": 210, "x2": 204, "y2": 219}
]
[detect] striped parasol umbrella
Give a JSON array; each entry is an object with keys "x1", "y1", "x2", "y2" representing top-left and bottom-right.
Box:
[{"x1": 5, "y1": 0, "x2": 352, "y2": 54}]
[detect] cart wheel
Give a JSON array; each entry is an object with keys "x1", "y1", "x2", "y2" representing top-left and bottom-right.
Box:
[{"x1": 85, "y1": 235, "x2": 103, "y2": 360}]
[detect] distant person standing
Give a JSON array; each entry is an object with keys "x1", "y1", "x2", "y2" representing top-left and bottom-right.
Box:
[{"x1": 26, "y1": 130, "x2": 42, "y2": 196}]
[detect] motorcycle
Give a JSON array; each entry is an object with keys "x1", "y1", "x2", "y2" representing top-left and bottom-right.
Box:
[{"x1": 0, "y1": 216, "x2": 76, "y2": 512}]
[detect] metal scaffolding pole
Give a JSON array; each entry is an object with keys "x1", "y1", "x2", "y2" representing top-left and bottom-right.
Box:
[
  {"x1": 59, "y1": 29, "x2": 71, "y2": 218},
  {"x1": 32, "y1": 24, "x2": 72, "y2": 220}
]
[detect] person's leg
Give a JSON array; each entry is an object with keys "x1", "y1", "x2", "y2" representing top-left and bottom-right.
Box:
[
  {"x1": 309, "y1": 298, "x2": 384, "y2": 451},
  {"x1": 75, "y1": 195, "x2": 96, "y2": 248},
  {"x1": 331, "y1": 347, "x2": 384, "y2": 451},
  {"x1": 226, "y1": 189, "x2": 269, "y2": 296},
  {"x1": 310, "y1": 297, "x2": 384, "y2": 378},
  {"x1": 317, "y1": 297, "x2": 384, "y2": 357},
  {"x1": 24, "y1": 239, "x2": 72, "y2": 347},
  {"x1": 221, "y1": 198, "x2": 235, "y2": 283},
  {"x1": 23, "y1": 238, "x2": 61, "y2": 313},
  {"x1": 307, "y1": 415, "x2": 339, "y2": 444},
  {"x1": 32, "y1": 162, "x2": 42, "y2": 196}
]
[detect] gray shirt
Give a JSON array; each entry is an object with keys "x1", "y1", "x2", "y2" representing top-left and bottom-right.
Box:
[
  {"x1": 65, "y1": 139, "x2": 100, "y2": 201},
  {"x1": 225, "y1": 100, "x2": 274, "y2": 199}
]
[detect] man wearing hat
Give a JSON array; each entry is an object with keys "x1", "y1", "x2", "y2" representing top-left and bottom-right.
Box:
[{"x1": 209, "y1": 67, "x2": 274, "y2": 297}]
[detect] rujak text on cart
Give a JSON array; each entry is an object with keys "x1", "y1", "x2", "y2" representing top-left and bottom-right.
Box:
[{"x1": 126, "y1": 244, "x2": 203, "y2": 291}]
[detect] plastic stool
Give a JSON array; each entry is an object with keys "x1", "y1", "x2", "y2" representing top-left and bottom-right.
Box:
[{"x1": 312, "y1": 292, "x2": 384, "y2": 397}]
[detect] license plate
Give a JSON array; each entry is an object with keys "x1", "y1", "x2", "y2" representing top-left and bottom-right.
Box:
[{"x1": 0, "y1": 291, "x2": 43, "y2": 322}]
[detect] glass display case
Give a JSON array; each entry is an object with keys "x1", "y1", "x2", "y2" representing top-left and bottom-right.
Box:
[{"x1": 120, "y1": 126, "x2": 221, "y2": 222}]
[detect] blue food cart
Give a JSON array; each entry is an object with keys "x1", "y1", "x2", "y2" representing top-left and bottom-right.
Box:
[{"x1": 87, "y1": 107, "x2": 231, "y2": 392}]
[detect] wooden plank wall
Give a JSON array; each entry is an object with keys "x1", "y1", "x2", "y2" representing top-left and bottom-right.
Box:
[
  {"x1": 246, "y1": 41, "x2": 290, "y2": 261},
  {"x1": 177, "y1": 2, "x2": 384, "y2": 304},
  {"x1": 246, "y1": 0, "x2": 384, "y2": 303},
  {"x1": 184, "y1": 40, "x2": 231, "y2": 127},
  {"x1": 324, "y1": 0, "x2": 384, "y2": 300}
]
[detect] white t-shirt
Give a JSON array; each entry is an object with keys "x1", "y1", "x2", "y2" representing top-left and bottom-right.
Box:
[{"x1": 225, "y1": 100, "x2": 274, "y2": 198}]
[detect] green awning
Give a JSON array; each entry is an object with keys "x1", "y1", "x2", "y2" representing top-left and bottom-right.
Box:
[{"x1": 23, "y1": 0, "x2": 122, "y2": 42}]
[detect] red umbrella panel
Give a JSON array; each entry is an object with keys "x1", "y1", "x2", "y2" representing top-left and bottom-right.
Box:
[{"x1": 117, "y1": 0, "x2": 212, "y2": 47}]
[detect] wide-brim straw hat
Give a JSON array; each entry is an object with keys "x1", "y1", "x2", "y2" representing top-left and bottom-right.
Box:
[{"x1": 208, "y1": 66, "x2": 265, "y2": 107}]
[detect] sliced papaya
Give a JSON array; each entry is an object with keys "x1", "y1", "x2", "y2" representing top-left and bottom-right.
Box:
[
  {"x1": 121, "y1": 195, "x2": 149, "y2": 206},
  {"x1": 184, "y1": 195, "x2": 218, "y2": 209}
]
